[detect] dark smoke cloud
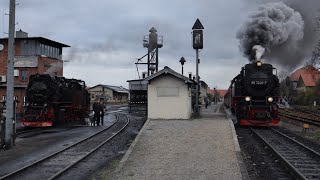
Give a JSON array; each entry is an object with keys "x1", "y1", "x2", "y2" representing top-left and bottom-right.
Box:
[{"x1": 238, "y1": 0, "x2": 320, "y2": 69}]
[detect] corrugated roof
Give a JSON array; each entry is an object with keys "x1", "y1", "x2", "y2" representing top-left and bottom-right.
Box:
[
  {"x1": 88, "y1": 84, "x2": 129, "y2": 93},
  {"x1": 101, "y1": 85, "x2": 129, "y2": 93},
  {"x1": 0, "y1": 37, "x2": 70, "y2": 47},
  {"x1": 144, "y1": 66, "x2": 195, "y2": 84}
]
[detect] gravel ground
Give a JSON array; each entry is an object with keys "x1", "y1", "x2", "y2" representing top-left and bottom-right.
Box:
[
  {"x1": 0, "y1": 105, "x2": 146, "y2": 180},
  {"x1": 57, "y1": 112, "x2": 146, "y2": 180},
  {"x1": 110, "y1": 104, "x2": 242, "y2": 180},
  {"x1": 237, "y1": 117, "x2": 320, "y2": 180},
  {"x1": 276, "y1": 118, "x2": 320, "y2": 154}
]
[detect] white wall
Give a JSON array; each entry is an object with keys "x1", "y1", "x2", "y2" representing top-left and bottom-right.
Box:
[{"x1": 148, "y1": 75, "x2": 192, "y2": 119}]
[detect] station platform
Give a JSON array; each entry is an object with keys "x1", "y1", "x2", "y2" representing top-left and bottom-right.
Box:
[{"x1": 110, "y1": 103, "x2": 245, "y2": 180}]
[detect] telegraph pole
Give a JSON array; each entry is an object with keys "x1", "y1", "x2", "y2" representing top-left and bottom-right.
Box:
[{"x1": 5, "y1": 0, "x2": 16, "y2": 149}]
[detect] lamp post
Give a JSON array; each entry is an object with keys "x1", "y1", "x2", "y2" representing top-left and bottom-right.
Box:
[
  {"x1": 192, "y1": 18, "x2": 204, "y2": 117},
  {"x1": 179, "y1": 57, "x2": 186, "y2": 75}
]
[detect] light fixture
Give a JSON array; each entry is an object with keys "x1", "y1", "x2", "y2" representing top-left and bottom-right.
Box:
[
  {"x1": 267, "y1": 97, "x2": 273, "y2": 102},
  {"x1": 245, "y1": 96, "x2": 251, "y2": 102},
  {"x1": 256, "y1": 61, "x2": 262, "y2": 67}
]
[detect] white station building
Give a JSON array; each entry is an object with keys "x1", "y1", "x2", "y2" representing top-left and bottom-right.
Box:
[{"x1": 145, "y1": 66, "x2": 195, "y2": 119}]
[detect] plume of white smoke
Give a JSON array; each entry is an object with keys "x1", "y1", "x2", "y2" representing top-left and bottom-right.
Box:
[
  {"x1": 252, "y1": 45, "x2": 266, "y2": 60},
  {"x1": 44, "y1": 62, "x2": 63, "y2": 75},
  {"x1": 237, "y1": 2, "x2": 304, "y2": 64}
]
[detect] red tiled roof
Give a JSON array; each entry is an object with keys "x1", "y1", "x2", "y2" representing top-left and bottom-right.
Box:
[
  {"x1": 289, "y1": 65, "x2": 320, "y2": 81},
  {"x1": 289, "y1": 65, "x2": 320, "y2": 87},
  {"x1": 208, "y1": 89, "x2": 227, "y2": 97},
  {"x1": 299, "y1": 73, "x2": 320, "y2": 87}
]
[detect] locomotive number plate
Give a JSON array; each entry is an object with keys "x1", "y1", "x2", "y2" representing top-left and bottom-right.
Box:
[{"x1": 251, "y1": 80, "x2": 267, "y2": 85}]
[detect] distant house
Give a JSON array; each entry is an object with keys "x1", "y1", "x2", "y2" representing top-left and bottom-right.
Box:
[
  {"x1": 286, "y1": 65, "x2": 320, "y2": 94},
  {"x1": 87, "y1": 84, "x2": 129, "y2": 104},
  {"x1": 199, "y1": 81, "x2": 208, "y2": 104},
  {"x1": 208, "y1": 88, "x2": 227, "y2": 102}
]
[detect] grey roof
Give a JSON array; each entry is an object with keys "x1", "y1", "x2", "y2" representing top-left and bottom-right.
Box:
[
  {"x1": 0, "y1": 37, "x2": 70, "y2": 47},
  {"x1": 145, "y1": 66, "x2": 195, "y2": 84},
  {"x1": 89, "y1": 84, "x2": 129, "y2": 93}
]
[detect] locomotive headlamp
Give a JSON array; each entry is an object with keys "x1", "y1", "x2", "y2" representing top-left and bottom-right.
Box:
[
  {"x1": 245, "y1": 96, "x2": 251, "y2": 102},
  {"x1": 256, "y1": 61, "x2": 262, "y2": 67},
  {"x1": 267, "y1": 97, "x2": 273, "y2": 102}
]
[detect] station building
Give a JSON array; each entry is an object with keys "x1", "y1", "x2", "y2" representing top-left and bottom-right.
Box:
[
  {"x1": 145, "y1": 66, "x2": 195, "y2": 119},
  {"x1": 87, "y1": 84, "x2": 129, "y2": 104},
  {"x1": 0, "y1": 30, "x2": 70, "y2": 116}
]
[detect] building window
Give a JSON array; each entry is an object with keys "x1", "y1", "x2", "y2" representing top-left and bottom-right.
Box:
[{"x1": 21, "y1": 70, "x2": 28, "y2": 81}]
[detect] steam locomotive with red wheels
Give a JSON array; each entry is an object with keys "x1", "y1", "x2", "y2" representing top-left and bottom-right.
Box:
[
  {"x1": 224, "y1": 60, "x2": 280, "y2": 126},
  {"x1": 22, "y1": 74, "x2": 90, "y2": 127}
]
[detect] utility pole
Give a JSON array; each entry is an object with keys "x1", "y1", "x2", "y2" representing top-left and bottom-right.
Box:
[{"x1": 5, "y1": 0, "x2": 16, "y2": 149}]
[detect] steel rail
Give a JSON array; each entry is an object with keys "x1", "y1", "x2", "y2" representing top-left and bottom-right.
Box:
[
  {"x1": 279, "y1": 113, "x2": 320, "y2": 127},
  {"x1": 49, "y1": 112, "x2": 130, "y2": 180},
  {"x1": 251, "y1": 127, "x2": 320, "y2": 180},
  {"x1": 0, "y1": 113, "x2": 119, "y2": 180}
]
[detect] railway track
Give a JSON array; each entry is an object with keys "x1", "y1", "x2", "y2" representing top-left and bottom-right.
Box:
[
  {"x1": 279, "y1": 109, "x2": 320, "y2": 127},
  {"x1": 16, "y1": 127, "x2": 45, "y2": 137},
  {"x1": 252, "y1": 127, "x2": 320, "y2": 180},
  {"x1": 0, "y1": 112, "x2": 130, "y2": 180}
]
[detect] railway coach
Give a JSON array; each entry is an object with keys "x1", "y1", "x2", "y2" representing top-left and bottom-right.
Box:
[{"x1": 224, "y1": 60, "x2": 280, "y2": 126}]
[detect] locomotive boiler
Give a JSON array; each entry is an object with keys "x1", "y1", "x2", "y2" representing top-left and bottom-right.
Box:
[
  {"x1": 22, "y1": 74, "x2": 90, "y2": 127},
  {"x1": 224, "y1": 60, "x2": 280, "y2": 126}
]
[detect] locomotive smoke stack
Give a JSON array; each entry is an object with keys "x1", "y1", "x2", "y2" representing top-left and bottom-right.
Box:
[
  {"x1": 237, "y1": 2, "x2": 305, "y2": 65},
  {"x1": 252, "y1": 45, "x2": 265, "y2": 61}
]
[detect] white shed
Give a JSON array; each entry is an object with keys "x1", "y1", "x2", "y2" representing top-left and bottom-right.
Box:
[{"x1": 145, "y1": 66, "x2": 195, "y2": 119}]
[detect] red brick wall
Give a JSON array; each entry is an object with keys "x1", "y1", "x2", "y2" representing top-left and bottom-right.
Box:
[
  {"x1": 0, "y1": 88, "x2": 26, "y2": 115},
  {"x1": 0, "y1": 39, "x2": 64, "y2": 115}
]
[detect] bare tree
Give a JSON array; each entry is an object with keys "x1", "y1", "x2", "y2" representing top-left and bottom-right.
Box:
[{"x1": 309, "y1": 15, "x2": 320, "y2": 67}]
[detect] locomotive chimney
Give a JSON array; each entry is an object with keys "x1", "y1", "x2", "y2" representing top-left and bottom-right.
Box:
[{"x1": 189, "y1": 72, "x2": 192, "y2": 79}]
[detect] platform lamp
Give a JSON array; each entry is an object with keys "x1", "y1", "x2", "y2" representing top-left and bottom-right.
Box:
[
  {"x1": 192, "y1": 18, "x2": 204, "y2": 117},
  {"x1": 179, "y1": 57, "x2": 186, "y2": 75}
]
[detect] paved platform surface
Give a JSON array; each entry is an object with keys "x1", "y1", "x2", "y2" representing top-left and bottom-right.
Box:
[{"x1": 111, "y1": 103, "x2": 243, "y2": 180}]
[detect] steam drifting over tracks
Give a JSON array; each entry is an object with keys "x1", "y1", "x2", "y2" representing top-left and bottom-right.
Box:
[
  {"x1": 252, "y1": 127, "x2": 320, "y2": 179},
  {"x1": 0, "y1": 112, "x2": 130, "y2": 180}
]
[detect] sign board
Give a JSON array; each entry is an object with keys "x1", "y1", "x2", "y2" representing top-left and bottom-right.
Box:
[
  {"x1": 14, "y1": 56, "x2": 38, "y2": 67},
  {"x1": 157, "y1": 87, "x2": 179, "y2": 97}
]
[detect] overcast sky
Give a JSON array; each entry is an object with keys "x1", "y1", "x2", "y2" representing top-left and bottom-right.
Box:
[{"x1": 0, "y1": 0, "x2": 308, "y2": 89}]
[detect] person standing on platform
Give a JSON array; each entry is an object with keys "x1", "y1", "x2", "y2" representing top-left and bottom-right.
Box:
[
  {"x1": 93, "y1": 102, "x2": 100, "y2": 126},
  {"x1": 99, "y1": 103, "x2": 105, "y2": 126},
  {"x1": 204, "y1": 96, "x2": 209, "y2": 109}
]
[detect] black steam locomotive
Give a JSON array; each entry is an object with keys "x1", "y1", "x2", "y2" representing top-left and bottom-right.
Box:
[
  {"x1": 224, "y1": 60, "x2": 280, "y2": 126},
  {"x1": 22, "y1": 74, "x2": 90, "y2": 127}
]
